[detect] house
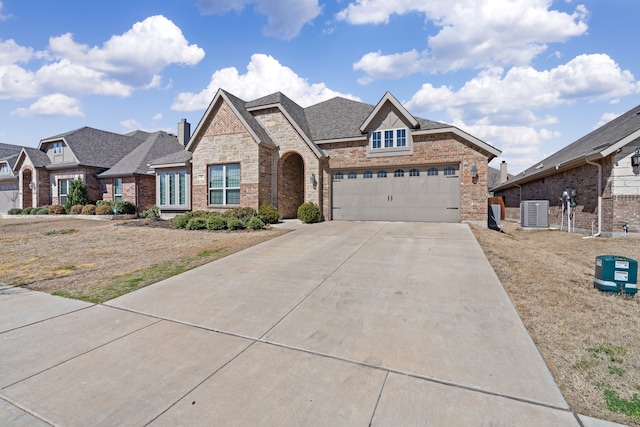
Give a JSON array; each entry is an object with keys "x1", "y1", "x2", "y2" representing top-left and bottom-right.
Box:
[
  {"x1": 0, "y1": 143, "x2": 23, "y2": 213},
  {"x1": 155, "y1": 89, "x2": 501, "y2": 224},
  {"x1": 492, "y1": 103, "x2": 640, "y2": 236},
  {"x1": 14, "y1": 126, "x2": 187, "y2": 213}
]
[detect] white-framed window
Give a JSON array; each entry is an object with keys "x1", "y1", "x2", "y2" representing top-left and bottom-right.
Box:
[
  {"x1": 377, "y1": 170, "x2": 387, "y2": 178},
  {"x1": 0, "y1": 163, "x2": 9, "y2": 174},
  {"x1": 409, "y1": 168, "x2": 420, "y2": 176},
  {"x1": 159, "y1": 171, "x2": 187, "y2": 207},
  {"x1": 444, "y1": 166, "x2": 456, "y2": 176},
  {"x1": 113, "y1": 178, "x2": 122, "y2": 201},
  {"x1": 58, "y1": 178, "x2": 72, "y2": 205},
  {"x1": 348, "y1": 171, "x2": 357, "y2": 179},
  {"x1": 394, "y1": 169, "x2": 405, "y2": 177},
  {"x1": 209, "y1": 163, "x2": 240, "y2": 205},
  {"x1": 427, "y1": 168, "x2": 439, "y2": 176},
  {"x1": 333, "y1": 172, "x2": 344, "y2": 180},
  {"x1": 370, "y1": 128, "x2": 409, "y2": 150},
  {"x1": 53, "y1": 142, "x2": 63, "y2": 154},
  {"x1": 363, "y1": 171, "x2": 373, "y2": 179}
]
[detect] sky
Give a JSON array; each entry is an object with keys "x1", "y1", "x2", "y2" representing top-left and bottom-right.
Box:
[{"x1": 1, "y1": 0, "x2": 639, "y2": 174}]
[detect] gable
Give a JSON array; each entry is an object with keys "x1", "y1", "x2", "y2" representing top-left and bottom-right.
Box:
[
  {"x1": 360, "y1": 92, "x2": 418, "y2": 133},
  {"x1": 365, "y1": 103, "x2": 415, "y2": 133}
]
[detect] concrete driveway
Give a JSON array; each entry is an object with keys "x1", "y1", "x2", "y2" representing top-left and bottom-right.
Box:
[{"x1": 0, "y1": 222, "x2": 624, "y2": 426}]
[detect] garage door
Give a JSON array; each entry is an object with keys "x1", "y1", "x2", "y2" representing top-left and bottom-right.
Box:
[
  {"x1": 0, "y1": 185, "x2": 19, "y2": 214},
  {"x1": 331, "y1": 166, "x2": 460, "y2": 222}
]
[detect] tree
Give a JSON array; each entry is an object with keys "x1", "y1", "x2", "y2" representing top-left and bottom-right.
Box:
[{"x1": 64, "y1": 177, "x2": 89, "y2": 213}]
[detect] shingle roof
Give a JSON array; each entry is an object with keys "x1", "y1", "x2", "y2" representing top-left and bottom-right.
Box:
[
  {"x1": 99, "y1": 131, "x2": 186, "y2": 177},
  {"x1": 247, "y1": 92, "x2": 313, "y2": 141},
  {"x1": 149, "y1": 149, "x2": 192, "y2": 167},
  {"x1": 493, "y1": 104, "x2": 640, "y2": 191},
  {"x1": 40, "y1": 127, "x2": 145, "y2": 168},
  {"x1": 0, "y1": 143, "x2": 24, "y2": 169},
  {"x1": 221, "y1": 90, "x2": 276, "y2": 147},
  {"x1": 304, "y1": 97, "x2": 374, "y2": 141},
  {"x1": 23, "y1": 147, "x2": 51, "y2": 168}
]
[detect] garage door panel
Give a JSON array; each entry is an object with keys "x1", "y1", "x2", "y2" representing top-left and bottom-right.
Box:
[{"x1": 332, "y1": 167, "x2": 460, "y2": 222}]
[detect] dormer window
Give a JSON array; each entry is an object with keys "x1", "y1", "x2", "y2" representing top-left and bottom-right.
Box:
[
  {"x1": 53, "y1": 142, "x2": 63, "y2": 154},
  {"x1": 367, "y1": 127, "x2": 413, "y2": 158},
  {"x1": 0, "y1": 163, "x2": 9, "y2": 174}
]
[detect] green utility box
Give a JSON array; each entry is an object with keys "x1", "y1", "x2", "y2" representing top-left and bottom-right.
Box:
[{"x1": 594, "y1": 255, "x2": 638, "y2": 296}]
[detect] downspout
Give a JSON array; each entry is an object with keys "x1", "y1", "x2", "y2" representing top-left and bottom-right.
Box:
[{"x1": 585, "y1": 157, "x2": 602, "y2": 237}]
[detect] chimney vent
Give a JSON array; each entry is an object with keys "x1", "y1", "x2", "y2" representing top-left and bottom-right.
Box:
[
  {"x1": 500, "y1": 160, "x2": 508, "y2": 184},
  {"x1": 178, "y1": 118, "x2": 191, "y2": 146}
]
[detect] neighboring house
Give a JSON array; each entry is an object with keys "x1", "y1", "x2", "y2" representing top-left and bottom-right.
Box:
[
  {"x1": 155, "y1": 89, "x2": 501, "y2": 224},
  {"x1": 13, "y1": 126, "x2": 187, "y2": 213},
  {"x1": 492, "y1": 103, "x2": 640, "y2": 236},
  {"x1": 0, "y1": 143, "x2": 23, "y2": 213}
]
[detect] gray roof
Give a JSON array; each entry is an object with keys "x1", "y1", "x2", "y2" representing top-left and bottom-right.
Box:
[
  {"x1": 149, "y1": 149, "x2": 192, "y2": 167},
  {"x1": 247, "y1": 92, "x2": 313, "y2": 141},
  {"x1": 0, "y1": 143, "x2": 24, "y2": 169},
  {"x1": 23, "y1": 147, "x2": 51, "y2": 168},
  {"x1": 494, "y1": 104, "x2": 640, "y2": 191},
  {"x1": 222, "y1": 90, "x2": 276, "y2": 147},
  {"x1": 305, "y1": 97, "x2": 374, "y2": 141},
  {"x1": 99, "y1": 131, "x2": 186, "y2": 177},
  {"x1": 41, "y1": 127, "x2": 145, "y2": 169}
]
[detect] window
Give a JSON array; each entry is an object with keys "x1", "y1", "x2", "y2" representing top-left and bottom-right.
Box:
[
  {"x1": 209, "y1": 164, "x2": 240, "y2": 205},
  {"x1": 427, "y1": 168, "x2": 439, "y2": 176},
  {"x1": 372, "y1": 131, "x2": 381, "y2": 149},
  {"x1": 396, "y1": 129, "x2": 406, "y2": 147},
  {"x1": 444, "y1": 167, "x2": 456, "y2": 176},
  {"x1": 333, "y1": 172, "x2": 344, "y2": 180},
  {"x1": 384, "y1": 130, "x2": 394, "y2": 148},
  {"x1": 394, "y1": 169, "x2": 405, "y2": 177},
  {"x1": 113, "y1": 178, "x2": 122, "y2": 201},
  {"x1": 377, "y1": 170, "x2": 387, "y2": 178},
  {"x1": 159, "y1": 171, "x2": 187, "y2": 207},
  {"x1": 409, "y1": 168, "x2": 420, "y2": 177},
  {"x1": 58, "y1": 179, "x2": 72, "y2": 206},
  {"x1": 53, "y1": 142, "x2": 63, "y2": 154},
  {"x1": 363, "y1": 171, "x2": 373, "y2": 179},
  {"x1": 370, "y1": 128, "x2": 409, "y2": 150},
  {"x1": 348, "y1": 171, "x2": 357, "y2": 179},
  {"x1": 0, "y1": 163, "x2": 8, "y2": 174}
]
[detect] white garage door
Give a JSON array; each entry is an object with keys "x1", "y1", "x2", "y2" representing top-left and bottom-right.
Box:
[
  {"x1": 332, "y1": 166, "x2": 460, "y2": 222},
  {"x1": 0, "y1": 185, "x2": 19, "y2": 214}
]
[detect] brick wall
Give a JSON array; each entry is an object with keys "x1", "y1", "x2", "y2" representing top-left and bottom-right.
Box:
[
  {"x1": 102, "y1": 176, "x2": 156, "y2": 213},
  {"x1": 497, "y1": 156, "x2": 634, "y2": 234},
  {"x1": 190, "y1": 99, "x2": 262, "y2": 212}
]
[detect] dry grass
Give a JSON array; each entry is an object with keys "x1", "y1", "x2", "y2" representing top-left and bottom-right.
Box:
[
  {"x1": 0, "y1": 217, "x2": 288, "y2": 303},
  {"x1": 472, "y1": 221, "x2": 640, "y2": 425}
]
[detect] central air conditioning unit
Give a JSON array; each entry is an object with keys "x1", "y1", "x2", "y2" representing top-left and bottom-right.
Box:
[{"x1": 520, "y1": 200, "x2": 549, "y2": 228}]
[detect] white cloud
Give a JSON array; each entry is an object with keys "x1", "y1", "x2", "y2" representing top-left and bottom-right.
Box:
[
  {"x1": 405, "y1": 54, "x2": 639, "y2": 174},
  {"x1": 197, "y1": 0, "x2": 321, "y2": 39},
  {"x1": 341, "y1": 0, "x2": 588, "y2": 78},
  {"x1": 0, "y1": 1, "x2": 12, "y2": 20},
  {"x1": 12, "y1": 93, "x2": 83, "y2": 117},
  {"x1": 0, "y1": 15, "x2": 204, "y2": 110},
  {"x1": 406, "y1": 54, "x2": 639, "y2": 124},
  {"x1": 172, "y1": 53, "x2": 361, "y2": 111}
]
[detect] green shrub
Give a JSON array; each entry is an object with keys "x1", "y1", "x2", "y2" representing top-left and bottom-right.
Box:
[
  {"x1": 142, "y1": 205, "x2": 161, "y2": 221},
  {"x1": 297, "y1": 202, "x2": 320, "y2": 223},
  {"x1": 69, "y1": 204, "x2": 83, "y2": 215},
  {"x1": 227, "y1": 218, "x2": 245, "y2": 230},
  {"x1": 21, "y1": 207, "x2": 33, "y2": 215},
  {"x1": 36, "y1": 207, "x2": 49, "y2": 215},
  {"x1": 7, "y1": 208, "x2": 22, "y2": 215},
  {"x1": 170, "y1": 214, "x2": 189, "y2": 229},
  {"x1": 247, "y1": 216, "x2": 265, "y2": 230},
  {"x1": 258, "y1": 203, "x2": 280, "y2": 224},
  {"x1": 29, "y1": 207, "x2": 39, "y2": 215},
  {"x1": 96, "y1": 200, "x2": 136, "y2": 215},
  {"x1": 95, "y1": 205, "x2": 113, "y2": 215},
  {"x1": 207, "y1": 215, "x2": 228, "y2": 230},
  {"x1": 222, "y1": 207, "x2": 258, "y2": 223},
  {"x1": 48, "y1": 205, "x2": 66, "y2": 215},
  {"x1": 81, "y1": 205, "x2": 96, "y2": 215},
  {"x1": 185, "y1": 217, "x2": 207, "y2": 230},
  {"x1": 64, "y1": 178, "x2": 89, "y2": 213}
]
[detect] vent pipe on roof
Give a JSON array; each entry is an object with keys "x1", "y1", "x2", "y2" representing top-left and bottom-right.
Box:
[
  {"x1": 178, "y1": 118, "x2": 191, "y2": 146},
  {"x1": 500, "y1": 160, "x2": 507, "y2": 184}
]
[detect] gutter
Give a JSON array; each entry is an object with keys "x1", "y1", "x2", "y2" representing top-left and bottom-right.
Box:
[{"x1": 585, "y1": 156, "x2": 602, "y2": 237}]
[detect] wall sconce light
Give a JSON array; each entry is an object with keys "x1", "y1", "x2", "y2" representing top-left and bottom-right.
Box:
[
  {"x1": 28, "y1": 182, "x2": 34, "y2": 190},
  {"x1": 631, "y1": 148, "x2": 640, "y2": 175},
  {"x1": 470, "y1": 164, "x2": 478, "y2": 178},
  {"x1": 310, "y1": 173, "x2": 316, "y2": 184}
]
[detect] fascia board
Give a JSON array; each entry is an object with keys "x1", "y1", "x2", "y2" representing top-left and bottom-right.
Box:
[
  {"x1": 599, "y1": 128, "x2": 640, "y2": 158},
  {"x1": 414, "y1": 127, "x2": 501, "y2": 158},
  {"x1": 359, "y1": 92, "x2": 419, "y2": 133}
]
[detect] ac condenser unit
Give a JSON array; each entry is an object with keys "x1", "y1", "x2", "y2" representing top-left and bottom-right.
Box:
[{"x1": 520, "y1": 200, "x2": 549, "y2": 228}]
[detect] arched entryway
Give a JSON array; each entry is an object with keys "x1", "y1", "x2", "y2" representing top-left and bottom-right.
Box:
[
  {"x1": 278, "y1": 152, "x2": 305, "y2": 219},
  {"x1": 21, "y1": 169, "x2": 33, "y2": 208}
]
